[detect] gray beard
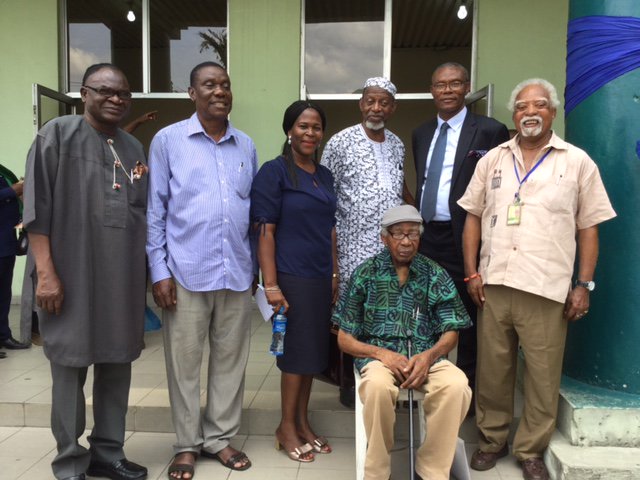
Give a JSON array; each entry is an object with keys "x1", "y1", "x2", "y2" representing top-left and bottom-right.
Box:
[
  {"x1": 520, "y1": 115, "x2": 543, "y2": 137},
  {"x1": 365, "y1": 120, "x2": 385, "y2": 131}
]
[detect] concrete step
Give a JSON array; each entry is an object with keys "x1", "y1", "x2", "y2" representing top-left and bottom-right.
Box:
[
  {"x1": 546, "y1": 431, "x2": 640, "y2": 480},
  {"x1": 2, "y1": 389, "x2": 483, "y2": 442},
  {"x1": 557, "y1": 376, "x2": 640, "y2": 447}
]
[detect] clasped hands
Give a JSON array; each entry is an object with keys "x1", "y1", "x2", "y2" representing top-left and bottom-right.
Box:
[{"x1": 379, "y1": 348, "x2": 434, "y2": 390}]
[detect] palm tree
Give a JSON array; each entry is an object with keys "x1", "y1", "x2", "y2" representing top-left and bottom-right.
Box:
[{"x1": 199, "y1": 28, "x2": 227, "y2": 67}]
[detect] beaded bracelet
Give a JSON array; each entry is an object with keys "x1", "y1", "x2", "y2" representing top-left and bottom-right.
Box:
[{"x1": 463, "y1": 273, "x2": 481, "y2": 283}]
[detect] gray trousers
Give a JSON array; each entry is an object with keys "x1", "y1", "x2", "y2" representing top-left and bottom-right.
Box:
[
  {"x1": 50, "y1": 362, "x2": 131, "y2": 479},
  {"x1": 163, "y1": 283, "x2": 252, "y2": 455}
]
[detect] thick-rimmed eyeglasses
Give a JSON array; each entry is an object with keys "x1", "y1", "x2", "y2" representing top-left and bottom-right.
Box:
[
  {"x1": 389, "y1": 230, "x2": 421, "y2": 241},
  {"x1": 83, "y1": 85, "x2": 132, "y2": 100},
  {"x1": 432, "y1": 81, "x2": 467, "y2": 92}
]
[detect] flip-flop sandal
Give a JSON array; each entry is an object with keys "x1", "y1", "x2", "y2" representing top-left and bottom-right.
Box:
[
  {"x1": 167, "y1": 452, "x2": 197, "y2": 479},
  {"x1": 201, "y1": 450, "x2": 252, "y2": 471}
]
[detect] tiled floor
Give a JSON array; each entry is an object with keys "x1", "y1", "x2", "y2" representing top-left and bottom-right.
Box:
[{"x1": 0, "y1": 305, "x2": 523, "y2": 479}]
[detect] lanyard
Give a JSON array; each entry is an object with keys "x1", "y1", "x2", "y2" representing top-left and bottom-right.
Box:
[{"x1": 512, "y1": 148, "x2": 553, "y2": 201}]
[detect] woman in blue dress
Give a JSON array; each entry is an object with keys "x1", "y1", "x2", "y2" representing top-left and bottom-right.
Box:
[{"x1": 251, "y1": 101, "x2": 338, "y2": 463}]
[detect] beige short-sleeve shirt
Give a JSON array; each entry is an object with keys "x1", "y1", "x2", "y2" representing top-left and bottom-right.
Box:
[{"x1": 458, "y1": 132, "x2": 616, "y2": 303}]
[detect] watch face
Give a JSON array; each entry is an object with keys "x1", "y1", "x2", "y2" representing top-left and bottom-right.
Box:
[{"x1": 577, "y1": 280, "x2": 595, "y2": 291}]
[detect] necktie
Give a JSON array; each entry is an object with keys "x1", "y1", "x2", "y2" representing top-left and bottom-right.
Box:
[{"x1": 421, "y1": 122, "x2": 449, "y2": 223}]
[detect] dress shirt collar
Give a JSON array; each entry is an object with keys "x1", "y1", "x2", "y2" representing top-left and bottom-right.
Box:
[
  {"x1": 187, "y1": 112, "x2": 238, "y2": 144},
  {"x1": 503, "y1": 130, "x2": 569, "y2": 155},
  {"x1": 437, "y1": 106, "x2": 467, "y2": 133}
]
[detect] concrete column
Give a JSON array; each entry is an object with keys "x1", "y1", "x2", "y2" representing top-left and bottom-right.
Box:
[{"x1": 563, "y1": 0, "x2": 640, "y2": 394}]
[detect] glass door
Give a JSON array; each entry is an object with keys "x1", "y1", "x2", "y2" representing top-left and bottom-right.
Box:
[{"x1": 32, "y1": 84, "x2": 78, "y2": 135}]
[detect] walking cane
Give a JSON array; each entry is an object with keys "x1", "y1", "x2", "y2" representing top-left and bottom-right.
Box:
[{"x1": 406, "y1": 305, "x2": 419, "y2": 479}]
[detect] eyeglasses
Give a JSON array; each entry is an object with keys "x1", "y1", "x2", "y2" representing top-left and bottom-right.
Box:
[
  {"x1": 83, "y1": 85, "x2": 132, "y2": 100},
  {"x1": 432, "y1": 81, "x2": 467, "y2": 92},
  {"x1": 388, "y1": 230, "x2": 421, "y2": 241}
]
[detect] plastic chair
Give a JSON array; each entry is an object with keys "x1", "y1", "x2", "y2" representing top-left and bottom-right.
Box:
[{"x1": 354, "y1": 365, "x2": 471, "y2": 480}]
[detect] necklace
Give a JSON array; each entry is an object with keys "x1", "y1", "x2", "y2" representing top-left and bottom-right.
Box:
[{"x1": 107, "y1": 138, "x2": 147, "y2": 190}]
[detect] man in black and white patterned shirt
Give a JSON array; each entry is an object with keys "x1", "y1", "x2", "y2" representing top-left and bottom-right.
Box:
[{"x1": 321, "y1": 77, "x2": 412, "y2": 407}]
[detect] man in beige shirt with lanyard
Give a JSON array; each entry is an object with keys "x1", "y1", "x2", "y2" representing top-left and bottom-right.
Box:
[{"x1": 458, "y1": 78, "x2": 616, "y2": 480}]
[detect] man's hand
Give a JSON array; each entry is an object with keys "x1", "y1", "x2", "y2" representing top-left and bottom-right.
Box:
[
  {"x1": 11, "y1": 180, "x2": 24, "y2": 198},
  {"x1": 466, "y1": 276, "x2": 485, "y2": 308},
  {"x1": 378, "y1": 349, "x2": 410, "y2": 383},
  {"x1": 153, "y1": 278, "x2": 177, "y2": 311},
  {"x1": 400, "y1": 350, "x2": 435, "y2": 389},
  {"x1": 36, "y1": 267, "x2": 64, "y2": 315},
  {"x1": 564, "y1": 287, "x2": 590, "y2": 322}
]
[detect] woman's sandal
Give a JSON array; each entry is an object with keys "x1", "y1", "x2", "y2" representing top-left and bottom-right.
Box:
[
  {"x1": 309, "y1": 436, "x2": 332, "y2": 454},
  {"x1": 167, "y1": 451, "x2": 197, "y2": 479},
  {"x1": 275, "y1": 439, "x2": 315, "y2": 462}
]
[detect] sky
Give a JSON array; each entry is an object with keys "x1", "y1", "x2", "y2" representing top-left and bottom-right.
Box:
[{"x1": 305, "y1": 21, "x2": 384, "y2": 94}]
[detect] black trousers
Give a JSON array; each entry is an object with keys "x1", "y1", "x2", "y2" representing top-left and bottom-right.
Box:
[
  {"x1": 0, "y1": 255, "x2": 15, "y2": 341},
  {"x1": 419, "y1": 222, "x2": 477, "y2": 391}
]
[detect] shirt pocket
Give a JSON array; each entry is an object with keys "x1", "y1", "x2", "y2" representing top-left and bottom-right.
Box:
[
  {"x1": 538, "y1": 178, "x2": 578, "y2": 214},
  {"x1": 234, "y1": 164, "x2": 253, "y2": 199},
  {"x1": 126, "y1": 177, "x2": 147, "y2": 209}
]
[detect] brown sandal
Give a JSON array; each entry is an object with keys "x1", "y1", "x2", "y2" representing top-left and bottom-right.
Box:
[{"x1": 167, "y1": 451, "x2": 197, "y2": 479}]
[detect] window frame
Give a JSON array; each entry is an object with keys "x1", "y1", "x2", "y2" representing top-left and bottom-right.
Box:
[
  {"x1": 61, "y1": 0, "x2": 229, "y2": 99},
  {"x1": 300, "y1": 0, "x2": 479, "y2": 102}
]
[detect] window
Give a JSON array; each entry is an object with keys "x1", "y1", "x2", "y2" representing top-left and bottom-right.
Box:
[
  {"x1": 65, "y1": 0, "x2": 227, "y2": 95},
  {"x1": 304, "y1": 0, "x2": 385, "y2": 95},
  {"x1": 302, "y1": 0, "x2": 473, "y2": 99},
  {"x1": 67, "y1": 0, "x2": 143, "y2": 92}
]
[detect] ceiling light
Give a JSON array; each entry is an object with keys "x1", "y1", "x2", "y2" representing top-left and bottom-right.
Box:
[
  {"x1": 457, "y1": 1, "x2": 468, "y2": 20},
  {"x1": 126, "y1": 1, "x2": 135, "y2": 22}
]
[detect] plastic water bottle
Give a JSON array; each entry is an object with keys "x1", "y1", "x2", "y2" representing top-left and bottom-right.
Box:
[{"x1": 269, "y1": 307, "x2": 287, "y2": 356}]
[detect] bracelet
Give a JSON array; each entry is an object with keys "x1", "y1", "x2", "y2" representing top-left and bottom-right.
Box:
[
  {"x1": 463, "y1": 273, "x2": 481, "y2": 283},
  {"x1": 264, "y1": 285, "x2": 281, "y2": 292}
]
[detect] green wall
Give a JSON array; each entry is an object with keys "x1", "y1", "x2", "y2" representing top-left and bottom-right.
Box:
[
  {"x1": 476, "y1": 0, "x2": 569, "y2": 136},
  {"x1": 0, "y1": 0, "x2": 59, "y2": 294},
  {"x1": 229, "y1": 0, "x2": 301, "y2": 163}
]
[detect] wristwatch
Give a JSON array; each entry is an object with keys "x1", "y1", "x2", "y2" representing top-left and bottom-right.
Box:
[{"x1": 575, "y1": 280, "x2": 595, "y2": 291}]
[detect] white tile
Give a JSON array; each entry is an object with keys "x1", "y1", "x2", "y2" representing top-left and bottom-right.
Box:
[
  {"x1": 0, "y1": 426, "x2": 21, "y2": 442},
  {"x1": 0, "y1": 426, "x2": 57, "y2": 458},
  {"x1": 297, "y1": 468, "x2": 354, "y2": 480}
]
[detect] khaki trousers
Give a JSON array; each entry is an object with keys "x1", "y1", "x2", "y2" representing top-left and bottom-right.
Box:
[
  {"x1": 162, "y1": 282, "x2": 252, "y2": 454},
  {"x1": 360, "y1": 359, "x2": 471, "y2": 480},
  {"x1": 476, "y1": 285, "x2": 567, "y2": 460}
]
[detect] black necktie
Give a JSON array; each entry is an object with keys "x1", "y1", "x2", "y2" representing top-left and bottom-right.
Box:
[{"x1": 421, "y1": 122, "x2": 449, "y2": 222}]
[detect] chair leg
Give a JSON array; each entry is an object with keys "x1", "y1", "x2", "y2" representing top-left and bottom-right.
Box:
[{"x1": 354, "y1": 366, "x2": 366, "y2": 480}]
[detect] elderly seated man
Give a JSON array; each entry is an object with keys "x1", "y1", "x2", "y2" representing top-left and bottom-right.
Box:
[{"x1": 334, "y1": 205, "x2": 472, "y2": 480}]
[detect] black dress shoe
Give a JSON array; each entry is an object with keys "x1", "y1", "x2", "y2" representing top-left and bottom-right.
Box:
[
  {"x1": 87, "y1": 459, "x2": 147, "y2": 480},
  {"x1": 62, "y1": 475, "x2": 86, "y2": 480},
  {"x1": 0, "y1": 337, "x2": 30, "y2": 349}
]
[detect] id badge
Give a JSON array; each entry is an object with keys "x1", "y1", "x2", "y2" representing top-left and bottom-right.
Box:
[
  {"x1": 491, "y1": 176, "x2": 501, "y2": 189},
  {"x1": 507, "y1": 203, "x2": 522, "y2": 225}
]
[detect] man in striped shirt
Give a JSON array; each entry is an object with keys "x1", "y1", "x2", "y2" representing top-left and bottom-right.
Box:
[{"x1": 147, "y1": 62, "x2": 258, "y2": 478}]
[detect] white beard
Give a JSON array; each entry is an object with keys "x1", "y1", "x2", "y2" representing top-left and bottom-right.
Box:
[
  {"x1": 520, "y1": 115, "x2": 543, "y2": 137},
  {"x1": 365, "y1": 120, "x2": 385, "y2": 131}
]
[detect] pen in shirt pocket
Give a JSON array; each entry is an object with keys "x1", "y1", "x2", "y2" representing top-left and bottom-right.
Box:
[
  {"x1": 238, "y1": 162, "x2": 244, "y2": 171},
  {"x1": 556, "y1": 174, "x2": 563, "y2": 185}
]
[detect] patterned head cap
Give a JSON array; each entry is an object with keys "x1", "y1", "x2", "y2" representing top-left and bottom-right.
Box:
[{"x1": 363, "y1": 77, "x2": 397, "y2": 98}]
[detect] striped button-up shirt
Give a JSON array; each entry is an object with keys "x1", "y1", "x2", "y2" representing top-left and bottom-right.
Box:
[{"x1": 147, "y1": 113, "x2": 258, "y2": 292}]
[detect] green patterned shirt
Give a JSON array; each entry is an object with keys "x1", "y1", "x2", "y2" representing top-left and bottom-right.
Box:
[{"x1": 333, "y1": 249, "x2": 471, "y2": 372}]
